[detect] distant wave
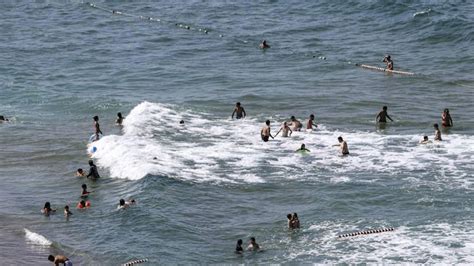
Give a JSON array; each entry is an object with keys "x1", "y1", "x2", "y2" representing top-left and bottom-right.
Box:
[
  {"x1": 24, "y1": 228, "x2": 52, "y2": 246},
  {"x1": 413, "y1": 8, "x2": 431, "y2": 17}
]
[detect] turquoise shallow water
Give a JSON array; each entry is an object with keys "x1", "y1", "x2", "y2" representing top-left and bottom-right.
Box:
[{"x1": 0, "y1": 0, "x2": 473, "y2": 264}]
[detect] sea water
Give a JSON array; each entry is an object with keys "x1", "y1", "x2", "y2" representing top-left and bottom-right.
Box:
[{"x1": 0, "y1": 0, "x2": 473, "y2": 264}]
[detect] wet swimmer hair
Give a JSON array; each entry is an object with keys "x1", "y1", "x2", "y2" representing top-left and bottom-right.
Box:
[
  {"x1": 287, "y1": 213, "x2": 292, "y2": 219},
  {"x1": 117, "y1": 112, "x2": 123, "y2": 118},
  {"x1": 119, "y1": 199, "x2": 125, "y2": 206},
  {"x1": 265, "y1": 120, "x2": 270, "y2": 125},
  {"x1": 88, "y1": 160, "x2": 94, "y2": 166},
  {"x1": 44, "y1": 202, "x2": 51, "y2": 210},
  {"x1": 48, "y1": 255, "x2": 55, "y2": 262},
  {"x1": 93, "y1": 115, "x2": 99, "y2": 121}
]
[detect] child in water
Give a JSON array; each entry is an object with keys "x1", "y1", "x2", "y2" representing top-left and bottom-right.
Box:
[{"x1": 77, "y1": 200, "x2": 91, "y2": 209}]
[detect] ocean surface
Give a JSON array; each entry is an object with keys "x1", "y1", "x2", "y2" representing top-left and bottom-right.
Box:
[{"x1": 1, "y1": 0, "x2": 473, "y2": 264}]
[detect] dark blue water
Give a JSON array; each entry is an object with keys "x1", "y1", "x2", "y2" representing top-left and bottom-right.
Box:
[{"x1": 0, "y1": 0, "x2": 473, "y2": 264}]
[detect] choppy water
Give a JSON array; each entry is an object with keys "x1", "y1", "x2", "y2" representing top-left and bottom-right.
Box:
[{"x1": 1, "y1": 0, "x2": 473, "y2": 264}]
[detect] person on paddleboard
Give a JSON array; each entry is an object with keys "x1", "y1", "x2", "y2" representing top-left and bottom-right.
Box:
[{"x1": 383, "y1": 55, "x2": 394, "y2": 70}]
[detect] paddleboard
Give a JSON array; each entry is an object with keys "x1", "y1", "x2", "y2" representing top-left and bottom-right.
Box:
[{"x1": 355, "y1": 64, "x2": 415, "y2": 75}]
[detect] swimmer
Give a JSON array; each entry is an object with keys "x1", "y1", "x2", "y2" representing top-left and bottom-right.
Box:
[
  {"x1": 292, "y1": 213, "x2": 300, "y2": 228},
  {"x1": 259, "y1": 40, "x2": 270, "y2": 49},
  {"x1": 179, "y1": 120, "x2": 185, "y2": 125},
  {"x1": 235, "y1": 239, "x2": 243, "y2": 254},
  {"x1": 231, "y1": 102, "x2": 246, "y2": 119},
  {"x1": 287, "y1": 214, "x2": 293, "y2": 229},
  {"x1": 260, "y1": 120, "x2": 274, "y2": 142},
  {"x1": 93, "y1": 115, "x2": 103, "y2": 141},
  {"x1": 441, "y1": 109, "x2": 453, "y2": 127},
  {"x1": 288, "y1": 116, "x2": 303, "y2": 131},
  {"x1": 81, "y1": 184, "x2": 90, "y2": 197},
  {"x1": 64, "y1": 205, "x2": 72, "y2": 217},
  {"x1": 333, "y1": 136, "x2": 349, "y2": 155},
  {"x1": 247, "y1": 237, "x2": 260, "y2": 251},
  {"x1": 75, "y1": 168, "x2": 85, "y2": 177},
  {"x1": 376, "y1": 106, "x2": 393, "y2": 123},
  {"x1": 434, "y1": 123, "x2": 442, "y2": 141},
  {"x1": 87, "y1": 160, "x2": 101, "y2": 179},
  {"x1": 116, "y1": 112, "x2": 124, "y2": 126},
  {"x1": 0, "y1": 115, "x2": 9, "y2": 122},
  {"x1": 76, "y1": 200, "x2": 91, "y2": 209},
  {"x1": 274, "y1": 122, "x2": 293, "y2": 138},
  {"x1": 48, "y1": 254, "x2": 73, "y2": 266},
  {"x1": 295, "y1": 144, "x2": 310, "y2": 153},
  {"x1": 419, "y1": 135, "x2": 431, "y2": 144},
  {"x1": 41, "y1": 202, "x2": 56, "y2": 216},
  {"x1": 306, "y1": 114, "x2": 318, "y2": 130},
  {"x1": 383, "y1": 55, "x2": 394, "y2": 70},
  {"x1": 117, "y1": 199, "x2": 136, "y2": 209}
]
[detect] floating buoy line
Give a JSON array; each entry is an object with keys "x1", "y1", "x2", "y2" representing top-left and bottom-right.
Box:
[
  {"x1": 122, "y1": 258, "x2": 149, "y2": 266},
  {"x1": 338, "y1": 227, "x2": 395, "y2": 238}
]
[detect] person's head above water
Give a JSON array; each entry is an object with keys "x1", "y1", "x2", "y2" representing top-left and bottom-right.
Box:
[
  {"x1": 291, "y1": 116, "x2": 296, "y2": 121},
  {"x1": 310, "y1": 114, "x2": 314, "y2": 119},
  {"x1": 444, "y1": 108, "x2": 449, "y2": 113},
  {"x1": 383, "y1": 106, "x2": 388, "y2": 111},
  {"x1": 338, "y1": 136, "x2": 344, "y2": 142},
  {"x1": 0, "y1": 115, "x2": 5, "y2": 121},
  {"x1": 300, "y1": 144, "x2": 306, "y2": 149},
  {"x1": 423, "y1": 136, "x2": 428, "y2": 141},
  {"x1": 117, "y1": 112, "x2": 122, "y2": 118},
  {"x1": 287, "y1": 213, "x2": 292, "y2": 219},
  {"x1": 88, "y1": 160, "x2": 94, "y2": 166},
  {"x1": 265, "y1": 120, "x2": 270, "y2": 126},
  {"x1": 236, "y1": 102, "x2": 241, "y2": 107},
  {"x1": 434, "y1": 123, "x2": 439, "y2": 129},
  {"x1": 179, "y1": 120, "x2": 184, "y2": 124},
  {"x1": 48, "y1": 255, "x2": 55, "y2": 262},
  {"x1": 250, "y1": 237, "x2": 256, "y2": 243},
  {"x1": 77, "y1": 168, "x2": 83, "y2": 173},
  {"x1": 79, "y1": 200, "x2": 86, "y2": 207},
  {"x1": 119, "y1": 199, "x2": 125, "y2": 206},
  {"x1": 82, "y1": 184, "x2": 87, "y2": 190},
  {"x1": 93, "y1": 116, "x2": 99, "y2": 122},
  {"x1": 237, "y1": 239, "x2": 243, "y2": 245},
  {"x1": 293, "y1": 212, "x2": 298, "y2": 219},
  {"x1": 44, "y1": 202, "x2": 51, "y2": 210}
]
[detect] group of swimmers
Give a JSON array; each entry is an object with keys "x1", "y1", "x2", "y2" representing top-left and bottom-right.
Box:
[{"x1": 41, "y1": 113, "x2": 131, "y2": 265}]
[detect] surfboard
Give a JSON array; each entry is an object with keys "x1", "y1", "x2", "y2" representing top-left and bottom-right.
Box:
[{"x1": 355, "y1": 63, "x2": 415, "y2": 75}]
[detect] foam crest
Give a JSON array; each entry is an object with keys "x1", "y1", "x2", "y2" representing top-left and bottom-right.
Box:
[
  {"x1": 91, "y1": 102, "x2": 474, "y2": 185},
  {"x1": 24, "y1": 228, "x2": 52, "y2": 246}
]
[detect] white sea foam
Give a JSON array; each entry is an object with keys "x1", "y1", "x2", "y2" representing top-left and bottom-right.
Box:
[
  {"x1": 24, "y1": 228, "x2": 52, "y2": 246},
  {"x1": 413, "y1": 8, "x2": 432, "y2": 17},
  {"x1": 90, "y1": 102, "x2": 474, "y2": 185},
  {"x1": 296, "y1": 221, "x2": 474, "y2": 264}
]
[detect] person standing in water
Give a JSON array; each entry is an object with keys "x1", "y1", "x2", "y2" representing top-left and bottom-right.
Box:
[
  {"x1": 333, "y1": 136, "x2": 349, "y2": 155},
  {"x1": 434, "y1": 123, "x2": 442, "y2": 141},
  {"x1": 115, "y1": 112, "x2": 124, "y2": 126},
  {"x1": 306, "y1": 114, "x2": 318, "y2": 130},
  {"x1": 231, "y1": 102, "x2": 246, "y2": 119},
  {"x1": 259, "y1": 40, "x2": 270, "y2": 49},
  {"x1": 441, "y1": 109, "x2": 453, "y2": 128},
  {"x1": 235, "y1": 239, "x2": 244, "y2": 254},
  {"x1": 247, "y1": 237, "x2": 260, "y2": 251},
  {"x1": 93, "y1": 116, "x2": 103, "y2": 141},
  {"x1": 87, "y1": 160, "x2": 101, "y2": 179},
  {"x1": 376, "y1": 106, "x2": 393, "y2": 123},
  {"x1": 274, "y1": 122, "x2": 293, "y2": 138},
  {"x1": 383, "y1": 55, "x2": 394, "y2": 70},
  {"x1": 260, "y1": 120, "x2": 274, "y2": 142}
]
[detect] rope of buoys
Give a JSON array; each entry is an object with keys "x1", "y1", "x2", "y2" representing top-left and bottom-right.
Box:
[
  {"x1": 122, "y1": 258, "x2": 149, "y2": 266},
  {"x1": 86, "y1": 2, "x2": 211, "y2": 35},
  {"x1": 338, "y1": 227, "x2": 394, "y2": 238}
]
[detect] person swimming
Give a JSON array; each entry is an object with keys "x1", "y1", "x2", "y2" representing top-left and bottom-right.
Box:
[
  {"x1": 235, "y1": 239, "x2": 244, "y2": 254},
  {"x1": 41, "y1": 202, "x2": 56, "y2": 216},
  {"x1": 118, "y1": 198, "x2": 136, "y2": 209},
  {"x1": 231, "y1": 102, "x2": 246, "y2": 119},
  {"x1": 419, "y1": 135, "x2": 431, "y2": 144},
  {"x1": 64, "y1": 205, "x2": 73, "y2": 217},
  {"x1": 275, "y1": 122, "x2": 293, "y2": 138},
  {"x1": 76, "y1": 200, "x2": 91, "y2": 209},
  {"x1": 0, "y1": 115, "x2": 9, "y2": 122},
  {"x1": 48, "y1": 254, "x2": 73, "y2": 266},
  {"x1": 292, "y1": 213, "x2": 300, "y2": 228},
  {"x1": 247, "y1": 237, "x2": 260, "y2": 251},
  {"x1": 333, "y1": 136, "x2": 349, "y2": 155},
  {"x1": 434, "y1": 123, "x2": 442, "y2": 141},
  {"x1": 383, "y1": 55, "x2": 394, "y2": 70},
  {"x1": 116, "y1": 112, "x2": 124, "y2": 126},
  {"x1": 376, "y1": 106, "x2": 393, "y2": 123},
  {"x1": 306, "y1": 114, "x2": 318, "y2": 130},
  {"x1": 295, "y1": 144, "x2": 310, "y2": 153},
  {"x1": 260, "y1": 120, "x2": 274, "y2": 142},
  {"x1": 76, "y1": 168, "x2": 85, "y2": 177},
  {"x1": 441, "y1": 109, "x2": 453, "y2": 127},
  {"x1": 87, "y1": 160, "x2": 101, "y2": 179},
  {"x1": 259, "y1": 40, "x2": 270, "y2": 49}
]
